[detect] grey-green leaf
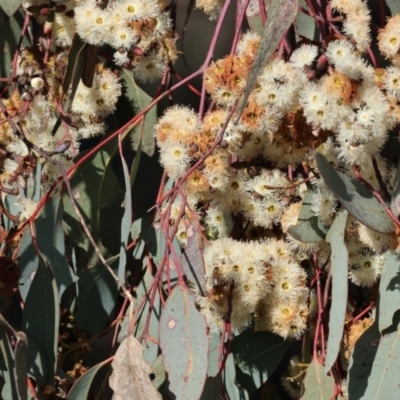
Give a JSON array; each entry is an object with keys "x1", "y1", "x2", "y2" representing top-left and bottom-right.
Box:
[
  {"x1": 295, "y1": 0, "x2": 319, "y2": 41},
  {"x1": 325, "y1": 209, "x2": 348, "y2": 374},
  {"x1": 301, "y1": 359, "x2": 335, "y2": 400},
  {"x1": 120, "y1": 265, "x2": 161, "y2": 364},
  {"x1": 315, "y1": 153, "x2": 394, "y2": 233},
  {"x1": 348, "y1": 319, "x2": 400, "y2": 399},
  {"x1": 19, "y1": 197, "x2": 77, "y2": 301},
  {"x1": 0, "y1": 8, "x2": 30, "y2": 82},
  {"x1": 386, "y1": 0, "x2": 400, "y2": 16},
  {"x1": 14, "y1": 332, "x2": 28, "y2": 400},
  {"x1": 62, "y1": 137, "x2": 124, "y2": 267},
  {"x1": 378, "y1": 251, "x2": 400, "y2": 333},
  {"x1": 231, "y1": 331, "x2": 290, "y2": 394},
  {"x1": 22, "y1": 257, "x2": 59, "y2": 385},
  {"x1": 0, "y1": 325, "x2": 19, "y2": 400},
  {"x1": 236, "y1": 0, "x2": 299, "y2": 121},
  {"x1": 74, "y1": 259, "x2": 119, "y2": 336},
  {"x1": 223, "y1": 353, "x2": 249, "y2": 400},
  {"x1": 287, "y1": 187, "x2": 329, "y2": 243},
  {"x1": 120, "y1": 69, "x2": 157, "y2": 157},
  {"x1": 118, "y1": 149, "x2": 133, "y2": 282},
  {"x1": 0, "y1": 0, "x2": 21, "y2": 17},
  {"x1": 68, "y1": 359, "x2": 110, "y2": 400}
]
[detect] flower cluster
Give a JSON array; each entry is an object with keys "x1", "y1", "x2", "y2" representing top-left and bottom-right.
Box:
[
  {"x1": 2, "y1": 0, "x2": 176, "y2": 222},
  {"x1": 199, "y1": 238, "x2": 309, "y2": 338},
  {"x1": 155, "y1": 0, "x2": 400, "y2": 338}
]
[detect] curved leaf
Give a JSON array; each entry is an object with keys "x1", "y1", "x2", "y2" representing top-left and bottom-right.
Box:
[
  {"x1": 224, "y1": 353, "x2": 249, "y2": 400},
  {"x1": 74, "y1": 258, "x2": 119, "y2": 336},
  {"x1": 0, "y1": 326, "x2": 19, "y2": 400},
  {"x1": 288, "y1": 187, "x2": 329, "y2": 243},
  {"x1": 378, "y1": 251, "x2": 400, "y2": 333},
  {"x1": 386, "y1": 0, "x2": 400, "y2": 15},
  {"x1": 348, "y1": 318, "x2": 400, "y2": 399},
  {"x1": 62, "y1": 137, "x2": 124, "y2": 267},
  {"x1": 22, "y1": 257, "x2": 59, "y2": 385},
  {"x1": 19, "y1": 197, "x2": 77, "y2": 301},
  {"x1": 118, "y1": 147, "x2": 133, "y2": 282},
  {"x1": 0, "y1": 8, "x2": 30, "y2": 81},
  {"x1": 246, "y1": 0, "x2": 269, "y2": 35},
  {"x1": 0, "y1": 0, "x2": 21, "y2": 16},
  {"x1": 14, "y1": 332, "x2": 28, "y2": 400},
  {"x1": 120, "y1": 69, "x2": 156, "y2": 157},
  {"x1": 236, "y1": 0, "x2": 299, "y2": 121},
  {"x1": 200, "y1": 376, "x2": 222, "y2": 400},
  {"x1": 68, "y1": 359, "x2": 110, "y2": 400},
  {"x1": 325, "y1": 209, "x2": 349, "y2": 374},
  {"x1": 180, "y1": 213, "x2": 206, "y2": 295},
  {"x1": 159, "y1": 285, "x2": 208, "y2": 400},
  {"x1": 207, "y1": 333, "x2": 220, "y2": 378},
  {"x1": 295, "y1": 0, "x2": 319, "y2": 41},
  {"x1": 118, "y1": 265, "x2": 160, "y2": 364},
  {"x1": 231, "y1": 331, "x2": 290, "y2": 394},
  {"x1": 301, "y1": 359, "x2": 335, "y2": 400},
  {"x1": 315, "y1": 153, "x2": 394, "y2": 233},
  {"x1": 109, "y1": 335, "x2": 161, "y2": 400}
]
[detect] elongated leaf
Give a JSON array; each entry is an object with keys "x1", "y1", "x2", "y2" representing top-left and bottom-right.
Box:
[
  {"x1": 386, "y1": 0, "x2": 400, "y2": 15},
  {"x1": 180, "y1": 213, "x2": 205, "y2": 295},
  {"x1": 236, "y1": 0, "x2": 299, "y2": 121},
  {"x1": 159, "y1": 285, "x2": 208, "y2": 400},
  {"x1": 0, "y1": 0, "x2": 21, "y2": 16},
  {"x1": 295, "y1": 0, "x2": 318, "y2": 41},
  {"x1": 301, "y1": 359, "x2": 335, "y2": 400},
  {"x1": 18, "y1": 197, "x2": 77, "y2": 301},
  {"x1": 200, "y1": 376, "x2": 222, "y2": 400},
  {"x1": 0, "y1": 325, "x2": 19, "y2": 400},
  {"x1": 0, "y1": 8, "x2": 30, "y2": 81},
  {"x1": 117, "y1": 148, "x2": 133, "y2": 283},
  {"x1": 22, "y1": 257, "x2": 59, "y2": 384},
  {"x1": 118, "y1": 265, "x2": 160, "y2": 364},
  {"x1": 131, "y1": 216, "x2": 152, "y2": 242},
  {"x1": 315, "y1": 153, "x2": 394, "y2": 233},
  {"x1": 62, "y1": 36, "x2": 86, "y2": 110},
  {"x1": 110, "y1": 335, "x2": 161, "y2": 400},
  {"x1": 74, "y1": 259, "x2": 119, "y2": 336},
  {"x1": 130, "y1": 140, "x2": 142, "y2": 186},
  {"x1": 245, "y1": 0, "x2": 269, "y2": 35},
  {"x1": 288, "y1": 187, "x2": 329, "y2": 243},
  {"x1": 224, "y1": 353, "x2": 249, "y2": 400},
  {"x1": 325, "y1": 209, "x2": 348, "y2": 374},
  {"x1": 181, "y1": 0, "x2": 196, "y2": 48},
  {"x1": 231, "y1": 331, "x2": 290, "y2": 394},
  {"x1": 378, "y1": 251, "x2": 400, "y2": 333},
  {"x1": 348, "y1": 317, "x2": 400, "y2": 399},
  {"x1": 120, "y1": 69, "x2": 156, "y2": 157},
  {"x1": 207, "y1": 333, "x2": 220, "y2": 378},
  {"x1": 68, "y1": 359, "x2": 110, "y2": 400},
  {"x1": 14, "y1": 332, "x2": 28, "y2": 400},
  {"x1": 62, "y1": 137, "x2": 124, "y2": 267}
]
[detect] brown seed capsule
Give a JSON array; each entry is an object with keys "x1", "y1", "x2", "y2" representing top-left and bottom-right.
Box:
[
  {"x1": 65, "y1": 9, "x2": 74, "y2": 18},
  {"x1": 55, "y1": 4, "x2": 67, "y2": 13}
]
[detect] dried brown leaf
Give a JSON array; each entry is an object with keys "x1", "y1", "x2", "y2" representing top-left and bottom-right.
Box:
[{"x1": 109, "y1": 335, "x2": 161, "y2": 400}]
